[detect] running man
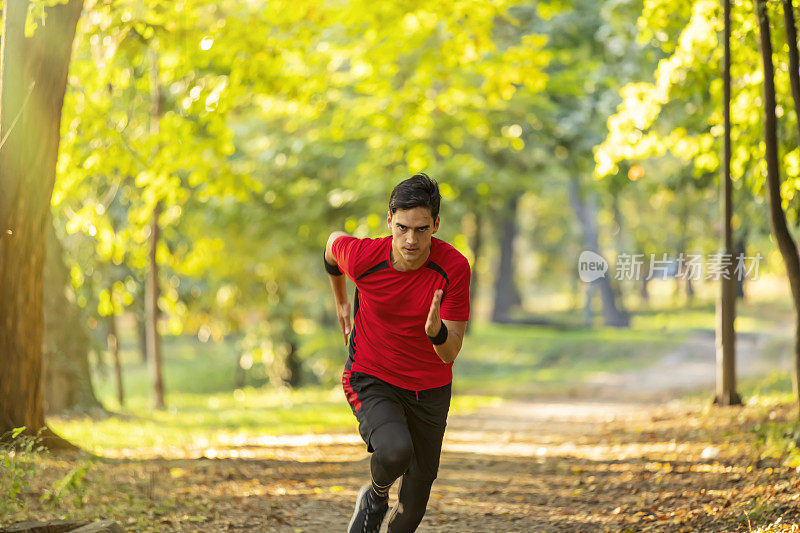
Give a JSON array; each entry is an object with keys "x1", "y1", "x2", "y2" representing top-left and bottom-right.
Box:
[{"x1": 323, "y1": 173, "x2": 470, "y2": 533}]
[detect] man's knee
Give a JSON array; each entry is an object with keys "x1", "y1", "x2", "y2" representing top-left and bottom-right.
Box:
[{"x1": 373, "y1": 425, "x2": 413, "y2": 474}]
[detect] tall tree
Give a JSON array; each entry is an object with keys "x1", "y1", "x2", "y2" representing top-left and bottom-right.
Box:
[
  {"x1": 43, "y1": 222, "x2": 104, "y2": 414},
  {"x1": 0, "y1": 0, "x2": 84, "y2": 445},
  {"x1": 521, "y1": 0, "x2": 644, "y2": 328},
  {"x1": 568, "y1": 173, "x2": 630, "y2": 327},
  {"x1": 755, "y1": 0, "x2": 800, "y2": 410},
  {"x1": 147, "y1": 202, "x2": 165, "y2": 409},
  {"x1": 715, "y1": 0, "x2": 741, "y2": 406},
  {"x1": 145, "y1": 44, "x2": 167, "y2": 409},
  {"x1": 464, "y1": 211, "x2": 483, "y2": 333},
  {"x1": 491, "y1": 196, "x2": 523, "y2": 323},
  {"x1": 106, "y1": 286, "x2": 124, "y2": 408},
  {"x1": 783, "y1": 0, "x2": 800, "y2": 142}
]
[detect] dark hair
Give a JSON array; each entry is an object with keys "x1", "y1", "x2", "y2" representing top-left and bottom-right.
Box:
[{"x1": 388, "y1": 173, "x2": 441, "y2": 220}]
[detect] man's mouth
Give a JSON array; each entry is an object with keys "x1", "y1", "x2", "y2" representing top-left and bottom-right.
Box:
[{"x1": 404, "y1": 248, "x2": 418, "y2": 253}]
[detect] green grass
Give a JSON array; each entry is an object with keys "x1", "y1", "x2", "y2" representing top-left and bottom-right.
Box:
[
  {"x1": 740, "y1": 372, "x2": 796, "y2": 405},
  {"x1": 455, "y1": 296, "x2": 791, "y2": 396},
  {"x1": 50, "y1": 384, "x2": 500, "y2": 455},
  {"x1": 49, "y1": 331, "x2": 502, "y2": 454},
  {"x1": 453, "y1": 321, "x2": 683, "y2": 396},
  {"x1": 627, "y1": 297, "x2": 793, "y2": 335},
  {"x1": 698, "y1": 370, "x2": 800, "y2": 470}
]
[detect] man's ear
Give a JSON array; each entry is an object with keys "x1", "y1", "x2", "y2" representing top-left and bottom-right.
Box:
[
  {"x1": 433, "y1": 216, "x2": 440, "y2": 234},
  {"x1": 386, "y1": 210, "x2": 393, "y2": 231}
]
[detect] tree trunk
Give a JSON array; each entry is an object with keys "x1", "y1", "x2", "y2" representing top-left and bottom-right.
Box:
[
  {"x1": 783, "y1": 0, "x2": 800, "y2": 143},
  {"x1": 108, "y1": 295, "x2": 124, "y2": 408},
  {"x1": 145, "y1": 48, "x2": 166, "y2": 410},
  {"x1": 608, "y1": 195, "x2": 630, "y2": 312},
  {"x1": 640, "y1": 272, "x2": 650, "y2": 305},
  {"x1": 583, "y1": 282, "x2": 596, "y2": 327},
  {"x1": 284, "y1": 342, "x2": 302, "y2": 388},
  {"x1": 568, "y1": 175, "x2": 629, "y2": 327},
  {"x1": 491, "y1": 196, "x2": 522, "y2": 323},
  {"x1": 609, "y1": 193, "x2": 626, "y2": 254},
  {"x1": 785, "y1": 0, "x2": 800, "y2": 323},
  {"x1": 756, "y1": 0, "x2": 800, "y2": 411},
  {"x1": 146, "y1": 201, "x2": 166, "y2": 410},
  {"x1": 465, "y1": 211, "x2": 483, "y2": 334},
  {"x1": 0, "y1": 0, "x2": 28, "y2": 237},
  {"x1": 674, "y1": 199, "x2": 690, "y2": 302},
  {"x1": 42, "y1": 223, "x2": 104, "y2": 414},
  {"x1": 570, "y1": 272, "x2": 581, "y2": 313},
  {"x1": 137, "y1": 296, "x2": 149, "y2": 365},
  {"x1": 234, "y1": 357, "x2": 247, "y2": 388},
  {"x1": 716, "y1": 0, "x2": 741, "y2": 406},
  {"x1": 735, "y1": 236, "x2": 746, "y2": 299},
  {"x1": 0, "y1": 0, "x2": 84, "y2": 447}
]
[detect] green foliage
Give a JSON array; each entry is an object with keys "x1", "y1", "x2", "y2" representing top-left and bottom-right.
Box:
[
  {"x1": 0, "y1": 428, "x2": 45, "y2": 516},
  {"x1": 597, "y1": 0, "x2": 799, "y2": 223},
  {"x1": 46, "y1": 0, "x2": 557, "y2": 389},
  {"x1": 728, "y1": 372, "x2": 800, "y2": 468},
  {"x1": 590, "y1": 0, "x2": 794, "y2": 309},
  {"x1": 0, "y1": 428, "x2": 92, "y2": 514},
  {"x1": 751, "y1": 419, "x2": 800, "y2": 468},
  {"x1": 41, "y1": 461, "x2": 93, "y2": 508},
  {"x1": 30, "y1": 0, "x2": 782, "y2": 401}
]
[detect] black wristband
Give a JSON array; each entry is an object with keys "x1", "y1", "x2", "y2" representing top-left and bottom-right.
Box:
[
  {"x1": 324, "y1": 251, "x2": 343, "y2": 276},
  {"x1": 427, "y1": 320, "x2": 448, "y2": 345}
]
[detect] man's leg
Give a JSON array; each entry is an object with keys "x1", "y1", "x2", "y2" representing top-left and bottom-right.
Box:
[
  {"x1": 368, "y1": 422, "x2": 414, "y2": 500},
  {"x1": 387, "y1": 381, "x2": 452, "y2": 532},
  {"x1": 343, "y1": 370, "x2": 414, "y2": 532},
  {"x1": 344, "y1": 370, "x2": 413, "y2": 498},
  {"x1": 385, "y1": 474, "x2": 434, "y2": 533}
]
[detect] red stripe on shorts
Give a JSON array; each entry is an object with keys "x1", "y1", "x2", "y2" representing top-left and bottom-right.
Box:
[{"x1": 342, "y1": 369, "x2": 362, "y2": 413}]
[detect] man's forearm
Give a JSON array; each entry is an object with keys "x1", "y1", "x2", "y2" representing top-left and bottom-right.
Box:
[
  {"x1": 329, "y1": 272, "x2": 348, "y2": 305},
  {"x1": 432, "y1": 326, "x2": 462, "y2": 364}
]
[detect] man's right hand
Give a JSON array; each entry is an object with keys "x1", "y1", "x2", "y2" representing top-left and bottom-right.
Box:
[{"x1": 337, "y1": 301, "x2": 352, "y2": 346}]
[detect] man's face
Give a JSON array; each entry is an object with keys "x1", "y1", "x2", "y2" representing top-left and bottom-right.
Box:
[{"x1": 387, "y1": 207, "x2": 440, "y2": 267}]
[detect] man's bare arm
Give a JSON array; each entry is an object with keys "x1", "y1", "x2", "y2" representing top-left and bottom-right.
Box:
[{"x1": 326, "y1": 231, "x2": 351, "y2": 345}]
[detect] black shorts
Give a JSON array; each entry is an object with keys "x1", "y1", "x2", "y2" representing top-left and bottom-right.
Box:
[{"x1": 342, "y1": 360, "x2": 452, "y2": 481}]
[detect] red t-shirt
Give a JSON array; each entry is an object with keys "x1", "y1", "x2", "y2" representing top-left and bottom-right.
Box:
[{"x1": 332, "y1": 235, "x2": 470, "y2": 391}]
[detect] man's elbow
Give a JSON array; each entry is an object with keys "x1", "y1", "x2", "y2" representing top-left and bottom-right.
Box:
[{"x1": 441, "y1": 343, "x2": 462, "y2": 364}]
